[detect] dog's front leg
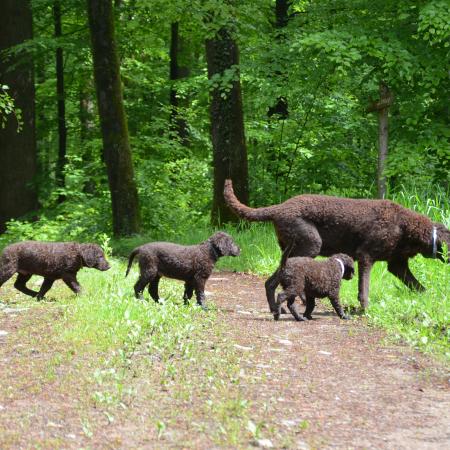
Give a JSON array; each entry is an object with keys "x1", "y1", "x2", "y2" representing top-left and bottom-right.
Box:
[
  {"x1": 329, "y1": 293, "x2": 349, "y2": 320},
  {"x1": 357, "y1": 256, "x2": 373, "y2": 310},
  {"x1": 387, "y1": 258, "x2": 425, "y2": 292},
  {"x1": 273, "y1": 292, "x2": 286, "y2": 321},
  {"x1": 287, "y1": 296, "x2": 306, "y2": 322},
  {"x1": 36, "y1": 278, "x2": 55, "y2": 300}
]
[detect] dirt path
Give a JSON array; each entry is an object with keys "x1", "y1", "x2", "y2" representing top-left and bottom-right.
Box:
[
  {"x1": 0, "y1": 272, "x2": 449, "y2": 449},
  {"x1": 208, "y1": 272, "x2": 450, "y2": 449}
]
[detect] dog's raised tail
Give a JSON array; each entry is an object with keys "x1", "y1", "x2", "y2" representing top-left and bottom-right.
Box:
[
  {"x1": 224, "y1": 179, "x2": 276, "y2": 221},
  {"x1": 125, "y1": 249, "x2": 139, "y2": 277}
]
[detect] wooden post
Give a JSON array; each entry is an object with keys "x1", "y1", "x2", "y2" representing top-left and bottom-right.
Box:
[{"x1": 367, "y1": 81, "x2": 393, "y2": 199}]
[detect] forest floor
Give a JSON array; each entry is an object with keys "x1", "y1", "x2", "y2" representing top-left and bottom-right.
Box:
[{"x1": 0, "y1": 271, "x2": 449, "y2": 449}]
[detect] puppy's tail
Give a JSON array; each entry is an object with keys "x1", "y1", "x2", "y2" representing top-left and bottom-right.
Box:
[
  {"x1": 279, "y1": 240, "x2": 295, "y2": 271},
  {"x1": 125, "y1": 249, "x2": 139, "y2": 277},
  {"x1": 224, "y1": 179, "x2": 276, "y2": 221}
]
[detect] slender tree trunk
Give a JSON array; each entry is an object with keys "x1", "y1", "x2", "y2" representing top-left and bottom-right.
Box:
[
  {"x1": 367, "y1": 81, "x2": 393, "y2": 199},
  {"x1": 79, "y1": 76, "x2": 97, "y2": 193},
  {"x1": 0, "y1": 0, "x2": 38, "y2": 233},
  {"x1": 87, "y1": 0, "x2": 140, "y2": 236},
  {"x1": 54, "y1": 0, "x2": 67, "y2": 203},
  {"x1": 206, "y1": 26, "x2": 249, "y2": 225},
  {"x1": 377, "y1": 96, "x2": 389, "y2": 199},
  {"x1": 169, "y1": 22, "x2": 189, "y2": 145},
  {"x1": 267, "y1": 0, "x2": 291, "y2": 119},
  {"x1": 79, "y1": 78, "x2": 95, "y2": 143}
]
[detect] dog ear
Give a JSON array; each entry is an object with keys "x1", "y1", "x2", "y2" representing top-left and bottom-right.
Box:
[
  {"x1": 210, "y1": 232, "x2": 239, "y2": 257},
  {"x1": 340, "y1": 254, "x2": 354, "y2": 279},
  {"x1": 80, "y1": 244, "x2": 98, "y2": 268}
]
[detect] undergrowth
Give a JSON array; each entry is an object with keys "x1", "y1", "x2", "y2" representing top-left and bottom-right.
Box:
[{"x1": 1, "y1": 186, "x2": 449, "y2": 361}]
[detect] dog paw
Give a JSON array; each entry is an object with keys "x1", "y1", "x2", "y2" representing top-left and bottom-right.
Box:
[
  {"x1": 341, "y1": 314, "x2": 350, "y2": 320},
  {"x1": 273, "y1": 313, "x2": 280, "y2": 321},
  {"x1": 303, "y1": 314, "x2": 313, "y2": 320}
]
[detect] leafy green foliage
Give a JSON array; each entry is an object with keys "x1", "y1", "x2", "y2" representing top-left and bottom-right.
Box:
[{"x1": 0, "y1": 85, "x2": 21, "y2": 130}]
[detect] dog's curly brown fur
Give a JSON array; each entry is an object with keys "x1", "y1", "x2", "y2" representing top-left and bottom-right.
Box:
[
  {"x1": 0, "y1": 241, "x2": 110, "y2": 299},
  {"x1": 224, "y1": 179, "x2": 450, "y2": 310},
  {"x1": 125, "y1": 232, "x2": 240, "y2": 308},
  {"x1": 272, "y1": 250, "x2": 354, "y2": 322}
]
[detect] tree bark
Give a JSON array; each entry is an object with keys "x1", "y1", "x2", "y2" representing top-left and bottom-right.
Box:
[
  {"x1": 267, "y1": 0, "x2": 291, "y2": 119},
  {"x1": 87, "y1": 0, "x2": 140, "y2": 236},
  {"x1": 367, "y1": 81, "x2": 393, "y2": 199},
  {"x1": 206, "y1": 26, "x2": 249, "y2": 225},
  {"x1": 54, "y1": 0, "x2": 67, "y2": 203},
  {"x1": 0, "y1": 0, "x2": 38, "y2": 233},
  {"x1": 169, "y1": 22, "x2": 189, "y2": 145}
]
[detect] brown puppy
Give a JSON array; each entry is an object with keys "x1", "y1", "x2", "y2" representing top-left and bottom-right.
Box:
[
  {"x1": 125, "y1": 232, "x2": 240, "y2": 309},
  {"x1": 272, "y1": 251, "x2": 354, "y2": 321},
  {"x1": 0, "y1": 241, "x2": 110, "y2": 299},
  {"x1": 224, "y1": 179, "x2": 450, "y2": 310}
]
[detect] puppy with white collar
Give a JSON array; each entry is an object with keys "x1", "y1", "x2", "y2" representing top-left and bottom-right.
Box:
[{"x1": 271, "y1": 251, "x2": 355, "y2": 322}]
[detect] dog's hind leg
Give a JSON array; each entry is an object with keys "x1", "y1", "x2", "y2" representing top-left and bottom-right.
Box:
[
  {"x1": 276, "y1": 218, "x2": 322, "y2": 258},
  {"x1": 265, "y1": 271, "x2": 280, "y2": 313},
  {"x1": 183, "y1": 282, "x2": 194, "y2": 305},
  {"x1": 193, "y1": 277, "x2": 207, "y2": 309},
  {"x1": 14, "y1": 274, "x2": 39, "y2": 298},
  {"x1": 0, "y1": 267, "x2": 16, "y2": 291},
  {"x1": 148, "y1": 275, "x2": 161, "y2": 303},
  {"x1": 387, "y1": 258, "x2": 425, "y2": 292}
]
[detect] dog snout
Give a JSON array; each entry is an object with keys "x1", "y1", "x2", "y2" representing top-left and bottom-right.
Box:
[{"x1": 100, "y1": 260, "x2": 111, "y2": 271}]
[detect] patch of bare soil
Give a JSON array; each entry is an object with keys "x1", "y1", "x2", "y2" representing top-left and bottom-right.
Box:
[
  {"x1": 208, "y1": 272, "x2": 450, "y2": 449},
  {"x1": 0, "y1": 273, "x2": 449, "y2": 449}
]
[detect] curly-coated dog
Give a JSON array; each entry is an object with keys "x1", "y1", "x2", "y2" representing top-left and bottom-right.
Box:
[
  {"x1": 125, "y1": 232, "x2": 240, "y2": 308},
  {"x1": 271, "y1": 245, "x2": 354, "y2": 321},
  {"x1": 224, "y1": 179, "x2": 450, "y2": 311},
  {"x1": 0, "y1": 241, "x2": 110, "y2": 299}
]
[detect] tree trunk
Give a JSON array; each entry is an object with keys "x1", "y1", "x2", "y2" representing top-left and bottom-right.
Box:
[
  {"x1": 377, "y1": 98, "x2": 389, "y2": 199},
  {"x1": 367, "y1": 81, "x2": 393, "y2": 199},
  {"x1": 54, "y1": 0, "x2": 67, "y2": 203},
  {"x1": 0, "y1": 0, "x2": 38, "y2": 233},
  {"x1": 267, "y1": 0, "x2": 291, "y2": 119},
  {"x1": 169, "y1": 22, "x2": 189, "y2": 145},
  {"x1": 87, "y1": 0, "x2": 140, "y2": 236},
  {"x1": 206, "y1": 27, "x2": 249, "y2": 225}
]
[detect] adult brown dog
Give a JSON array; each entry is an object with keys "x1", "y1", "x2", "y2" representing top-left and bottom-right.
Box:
[
  {"x1": 224, "y1": 179, "x2": 450, "y2": 310},
  {"x1": 0, "y1": 241, "x2": 110, "y2": 299}
]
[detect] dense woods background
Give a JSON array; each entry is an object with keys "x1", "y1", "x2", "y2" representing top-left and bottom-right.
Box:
[{"x1": 0, "y1": 0, "x2": 449, "y2": 240}]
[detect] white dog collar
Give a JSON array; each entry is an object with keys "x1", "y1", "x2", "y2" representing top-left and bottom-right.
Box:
[
  {"x1": 432, "y1": 226, "x2": 437, "y2": 258},
  {"x1": 335, "y1": 258, "x2": 345, "y2": 278}
]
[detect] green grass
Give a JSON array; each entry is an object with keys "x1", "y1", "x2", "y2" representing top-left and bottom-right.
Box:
[
  {"x1": 1, "y1": 185, "x2": 449, "y2": 364},
  {"x1": 112, "y1": 219, "x2": 450, "y2": 360}
]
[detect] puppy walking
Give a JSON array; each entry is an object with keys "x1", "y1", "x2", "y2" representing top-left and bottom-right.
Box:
[
  {"x1": 0, "y1": 241, "x2": 110, "y2": 299},
  {"x1": 270, "y1": 243, "x2": 354, "y2": 321},
  {"x1": 126, "y1": 232, "x2": 240, "y2": 308}
]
